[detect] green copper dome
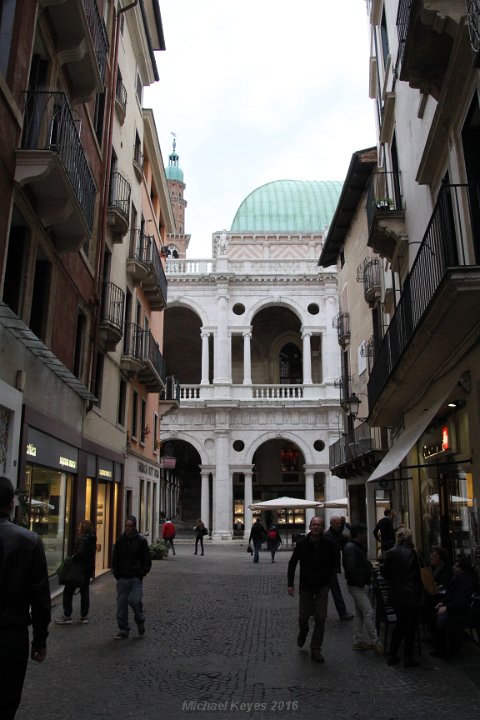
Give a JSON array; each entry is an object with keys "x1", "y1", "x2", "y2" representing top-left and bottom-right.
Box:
[
  {"x1": 231, "y1": 180, "x2": 343, "y2": 233},
  {"x1": 165, "y1": 137, "x2": 184, "y2": 182}
]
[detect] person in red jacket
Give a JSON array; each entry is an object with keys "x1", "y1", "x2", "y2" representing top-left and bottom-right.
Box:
[{"x1": 162, "y1": 519, "x2": 176, "y2": 555}]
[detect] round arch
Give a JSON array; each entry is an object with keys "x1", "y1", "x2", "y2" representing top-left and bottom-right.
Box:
[
  {"x1": 166, "y1": 297, "x2": 208, "y2": 328},
  {"x1": 160, "y1": 433, "x2": 208, "y2": 465},
  {"x1": 246, "y1": 297, "x2": 305, "y2": 326},
  {"x1": 244, "y1": 430, "x2": 313, "y2": 465}
]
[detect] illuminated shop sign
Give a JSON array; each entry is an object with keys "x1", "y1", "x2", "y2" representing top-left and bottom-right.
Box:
[
  {"x1": 423, "y1": 426, "x2": 451, "y2": 460},
  {"x1": 26, "y1": 428, "x2": 78, "y2": 473},
  {"x1": 99, "y1": 468, "x2": 112, "y2": 479}
]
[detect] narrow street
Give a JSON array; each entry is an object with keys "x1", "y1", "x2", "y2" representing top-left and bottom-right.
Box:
[{"x1": 18, "y1": 545, "x2": 480, "y2": 720}]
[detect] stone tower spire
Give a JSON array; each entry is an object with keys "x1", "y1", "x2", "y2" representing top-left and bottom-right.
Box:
[{"x1": 164, "y1": 133, "x2": 190, "y2": 259}]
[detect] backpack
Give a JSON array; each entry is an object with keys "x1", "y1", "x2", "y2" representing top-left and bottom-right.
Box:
[{"x1": 268, "y1": 529, "x2": 277, "y2": 541}]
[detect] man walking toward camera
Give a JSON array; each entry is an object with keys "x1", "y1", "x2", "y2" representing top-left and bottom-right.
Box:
[
  {"x1": 0, "y1": 476, "x2": 51, "y2": 719},
  {"x1": 112, "y1": 515, "x2": 151, "y2": 639},
  {"x1": 287, "y1": 517, "x2": 337, "y2": 663}
]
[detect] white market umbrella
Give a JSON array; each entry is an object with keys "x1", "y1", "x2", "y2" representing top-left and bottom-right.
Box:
[
  {"x1": 248, "y1": 496, "x2": 323, "y2": 545},
  {"x1": 318, "y1": 497, "x2": 348, "y2": 509}
]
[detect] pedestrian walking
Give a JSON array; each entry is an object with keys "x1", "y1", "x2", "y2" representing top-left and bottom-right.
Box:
[
  {"x1": 373, "y1": 508, "x2": 396, "y2": 556},
  {"x1": 112, "y1": 515, "x2": 151, "y2": 639},
  {"x1": 287, "y1": 516, "x2": 337, "y2": 663},
  {"x1": 266, "y1": 524, "x2": 282, "y2": 562},
  {"x1": 383, "y1": 527, "x2": 423, "y2": 667},
  {"x1": 0, "y1": 476, "x2": 51, "y2": 720},
  {"x1": 324, "y1": 515, "x2": 354, "y2": 621},
  {"x1": 55, "y1": 519, "x2": 96, "y2": 625},
  {"x1": 248, "y1": 517, "x2": 267, "y2": 563},
  {"x1": 193, "y1": 519, "x2": 208, "y2": 555},
  {"x1": 343, "y1": 522, "x2": 383, "y2": 654},
  {"x1": 162, "y1": 518, "x2": 176, "y2": 555}
]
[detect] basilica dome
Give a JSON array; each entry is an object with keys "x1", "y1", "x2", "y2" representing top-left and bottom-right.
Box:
[{"x1": 230, "y1": 179, "x2": 342, "y2": 233}]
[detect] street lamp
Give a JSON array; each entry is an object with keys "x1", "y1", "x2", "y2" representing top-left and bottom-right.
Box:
[{"x1": 346, "y1": 392, "x2": 361, "y2": 420}]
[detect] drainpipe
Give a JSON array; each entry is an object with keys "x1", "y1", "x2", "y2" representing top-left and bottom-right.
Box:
[{"x1": 87, "y1": 0, "x2": 139, "y2": 409}]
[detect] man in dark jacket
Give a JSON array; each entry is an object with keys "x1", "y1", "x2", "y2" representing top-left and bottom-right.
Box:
[
  {"x1": 373, "y1": 509, "x2": 396, "y2": 554},
  {"x1": 324, "y1": 516, "x2": 354, "y2": 621},
  {"x1": 343, "y1": 522, "x2": 382, "y2": 653},
  {"x1": 112, "y1": 515, "x2": 152, "y2": 639},
  {"x1": 383, "y1": 527, "x2": 423, "y2": 667},
  {"x1": 287, "y1": 517, "x2": 336, "y2": 663},
  {"x1": 248, "y1": 517, "x2": 267, "y2": 563},
  {"x1": 0, "y1": 476, "x2": 51, "y2": 719}
]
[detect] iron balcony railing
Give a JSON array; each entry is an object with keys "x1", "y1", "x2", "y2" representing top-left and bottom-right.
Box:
[
  {"x1": 101, "y1": 281, "x2": 125, "y2": 330},
  {"x1": 115, "y1": 76, "x2": 127, "y2": 114},
  {"x1": 123, "y1": 322, "x2": 144, "y2": 359},
  {"x1": 82, "y1": 0, "x2": 109, "y2": 83},
  {"x1": 329, "y1": 423, "x2": 386, "y2": 470},
  {"x1": 467, "y1": 0, "x2": 480, "y2": 64},
  {"x1": 363, "y1": 258, "x2": 381, "y2": 303},
  {"x1": 161, "y1": 376, "x2": 181, "y2": 403},
  {"x1": 21, "y1": 90, "x2": 96, "y2": 230},
  {"x1": 366, "y1": 171, "x2": 403, "y2": 233},
  {"x1": 109, "y1": 171, "x2": 131, "y2": 220},
  {"x1": 368, "y1": 183, "x2": 479, "y2": 409},
  {"x1": 143, "y1": 330, "x2": 166, "y2": 383},
  {"x1": 396, "y1": 0, "x2": 415, "y2": 70},
  {"x1": 333, "y1": 313, "x2": 350, "y2": 344},
  {"x1": 134, "y1": 143, "x2": 144, "y2": 168},
  {"x1": 131, "y1": 230, "x2": 168, "y2": 304}
]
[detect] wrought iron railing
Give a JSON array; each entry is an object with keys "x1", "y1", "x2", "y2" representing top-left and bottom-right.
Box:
[
  {"x1": 329, "y1": 423, "x2": 387, "y2": 470},
  {"x1": 115, "y1": 76, "x2": 127, "y2": 114},
  {"x1": 363, "y1": 258, "x2": 381, "y2": 302},
  {"x1": 368, "y1": 183, "x2": 478, "y2": 408},
  {"x1": 396, "y1": 0, "x2": 415, "y2": 70},
  {"x1": 123, "y1": 322, "x2": 143, "y2": 359},
  {"x1": 130, "y1": 230, "x2": 168, "y2": 304},
  {"x1": 161, "y1": 376, "x2": 181, "y2": 402},
  {"x1": 467, "y1": 0, "x2": 480, "y2": 61},
  {"x1": 143, "y1": 331, "x2": 166, "y2": 383},
  {"x1": 21, "y1": 90, "x2": 96, "y2": 230},
  {"x1": 333, "y1": 313, "x2": 350, "y2": 344},
  {"x1": 109, "y1": 171, "x2": 131, "y2": 220},
  {"x1": 82, "y1": 0, "x2": 109, "y2": 83},
  {"x1": 101, "y1": 281, "x2": 125, "y2": 330},
  {"x1": 366, "y1": 171, "x2": 403, "y2": 232}
]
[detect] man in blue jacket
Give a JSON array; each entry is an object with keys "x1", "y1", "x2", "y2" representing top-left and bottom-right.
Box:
[
  {"x1": 0, "y1": 476, "x2": 51, "y2": 719},
  {"x1": 287, "y1": 516, "x2": 336, "y2": 663}
]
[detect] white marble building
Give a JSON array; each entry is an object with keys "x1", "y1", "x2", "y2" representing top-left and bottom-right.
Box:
[{"x1": 161, "y1": 176, "x2": 345, "y2": 540}]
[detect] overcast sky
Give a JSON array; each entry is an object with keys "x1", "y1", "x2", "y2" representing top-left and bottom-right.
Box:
[{"x1": 144, "y1": 0, "x2": 376, "y2": 258}]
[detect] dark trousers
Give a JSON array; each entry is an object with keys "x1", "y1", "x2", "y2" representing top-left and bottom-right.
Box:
[
  {"x1": 0, "y1": 630, "x2": 29, "y2": 719},
  {"x1": 298, "y1": 585, "x2": 329, "y2": 650},
  {"x1": 63, "y1": 577, "x2": 90, "y2": 618},
  {"x1": 389, "y1": 606, "x2": 419, "y2": 659},
  {"x1": 195, "y1": 536, "x2": 204, "y2": 554},
  {"x1": 329, "y1": 573, "x2": 348, "y2": 617}
]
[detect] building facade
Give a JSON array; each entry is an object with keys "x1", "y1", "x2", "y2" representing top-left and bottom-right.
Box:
[
  {"x1": 0, "y1": 1, "x2": 172, "y2": 577},
  {"x1": 161, "y1": 172, "x2": 345, "y2": 539},
  {"x1": 321, "y1": 0, "x2": 480, "y2": 566}
]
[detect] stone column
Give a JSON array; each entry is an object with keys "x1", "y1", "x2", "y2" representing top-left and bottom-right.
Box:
[
  {"x1": 212, "y1": 430, "x2": 232, "y2": 539},
  {"x1": 243, "y1": 469, "x2": 253, "y2": 539},
  {"x1": 200, "y1": 469, "x2": 210, "y2": 529},
  {"x1": 304, "y1": 469, "x2": 315, "y2": 527},
  {"x1": 214, "y1": 286, "x2": 230, "y2": 383},
  {"x1": 243, "y1": 329, "x2": 252, "y2": 385},
  {"x1": 201, "y1": 329, "x2": 210, "y2": 384},
  {"x1": 302, "y1": 330, "x2": 313, "y2": 384}
]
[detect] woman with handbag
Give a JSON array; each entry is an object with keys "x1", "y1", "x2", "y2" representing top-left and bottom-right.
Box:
[
  {"x1": 193, "y1": 519, "x2": 207, "y2": 555},
  {"x1": 56, "y1": 520, "x2": 96, "y2": 625}
]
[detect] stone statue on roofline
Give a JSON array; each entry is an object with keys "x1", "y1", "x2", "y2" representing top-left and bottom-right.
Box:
[{"x1": 216, "y1": 229, "x2": 230, "y2": 256}]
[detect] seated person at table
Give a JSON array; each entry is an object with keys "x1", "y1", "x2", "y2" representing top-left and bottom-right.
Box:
[
  {"x1": 429, "y1": 546, "x2": 453, "y2": 590},
  {"x1": 430, "y1": 556, "x2": 476, "y2": 657}
]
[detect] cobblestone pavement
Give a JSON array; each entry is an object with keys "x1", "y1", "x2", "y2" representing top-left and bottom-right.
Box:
[{"x1": 18, "y1": 545, "x2": 480, "y2": 720}]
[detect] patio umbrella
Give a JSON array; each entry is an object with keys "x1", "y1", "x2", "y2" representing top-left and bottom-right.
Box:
[
  {"x1": 248, "y1": 496, "x2": 323, "y2": 545},
  {"x1": 318, "y1": 497, "x2": 349, "y2": 508}
]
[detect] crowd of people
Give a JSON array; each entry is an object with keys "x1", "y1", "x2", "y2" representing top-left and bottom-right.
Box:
[{"x1": 1, "y1": 471, "x2": 479, "y2": 719}]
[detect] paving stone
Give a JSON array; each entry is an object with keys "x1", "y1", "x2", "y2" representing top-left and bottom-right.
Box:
[{"x1": 17, "y1": 546, "x2": 480, "y2": 720}]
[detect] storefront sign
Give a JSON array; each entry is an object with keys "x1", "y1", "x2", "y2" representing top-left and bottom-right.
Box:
[
  {"x1": 98, "y1": 458, "x2": 113, "y2": 480},
  {"x1": 137, "y1": 461, "x2": 160, "y2": 478},
  {"x1": 26, "y1": 428, "x2": 78, "y2": 472}
]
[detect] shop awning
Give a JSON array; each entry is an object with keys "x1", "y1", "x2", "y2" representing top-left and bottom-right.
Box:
[{"x1": 367, "y1": 391, "x2": 452, "y2": 483}]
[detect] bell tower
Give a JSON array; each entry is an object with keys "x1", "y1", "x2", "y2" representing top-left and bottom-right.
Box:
[{"x1": 164, "y1": 135, "x2": 190, "y2": 259}]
